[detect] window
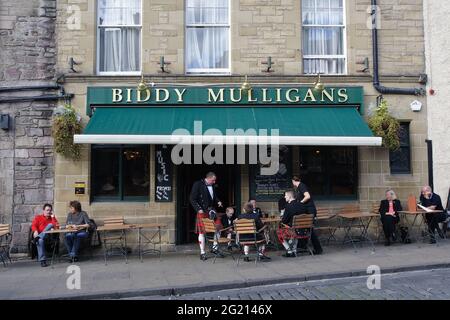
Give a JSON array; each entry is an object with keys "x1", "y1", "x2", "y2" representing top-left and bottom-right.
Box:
[
  {"x1": 299, "y1": 147, "x2": 357, "y2": 199},
  {"x1": 390, "y1": 123, "x2": 411, "y2": 174},
  {"x1": 302, "y1": 0, "x2": 346, "y2": 74},
  {"x1": 91, "y1": 146, "x2": 149, "y2": 201},
  {"x1": 97, "y1": 0, "x2": 142, "y2": 74},
  {"x1": 185, "y1": 0, "x2": 230, "y2": 74}
]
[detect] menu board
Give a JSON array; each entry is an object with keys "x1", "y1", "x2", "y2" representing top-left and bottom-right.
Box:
[
  {"x1": 250, "y1": 146, "x2": 291, "y2": 201},
  {"x1": 155, "y1": 144, "x2": 172, "y2": 202}
]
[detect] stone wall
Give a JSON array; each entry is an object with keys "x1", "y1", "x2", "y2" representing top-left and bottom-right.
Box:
[
  {"x1": 424, "y1": 0, "x2": 450, "y2": 203},
  {"x1": 0, "y1": 0, "x2": 57, "y2": 252}
]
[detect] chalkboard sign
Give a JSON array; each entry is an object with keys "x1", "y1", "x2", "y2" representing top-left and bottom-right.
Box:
[
  {"x1": 155, "y1": 144, "x2": 172, "y2": 202},
  {"x1": 250, "y1": 146, "x2": 292, "y2": 201}
]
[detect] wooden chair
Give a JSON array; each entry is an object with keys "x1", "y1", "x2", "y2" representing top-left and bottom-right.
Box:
[
  {"x1": 314, "y1": 208, "x2": 337, "y2": 245},
  {"x1": 101, "y1": 217, "x2": 128, "y2": 265},
  {"x1": 0, "y1": 224, "x2": 12, "y2": 267},
  {"x1": 234, "y1": 219, "x2": 267, "y2": 265},
  {"x1": 280, "y1": 215, "x2": 315, "y2": 256},
  {"x1": 201, "y1": 218, "x2": 234, "y2": 263}
]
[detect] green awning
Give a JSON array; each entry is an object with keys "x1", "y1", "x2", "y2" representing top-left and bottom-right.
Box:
[{"x1": 74, "y1": 107, "x2": 381, "y2": 146}]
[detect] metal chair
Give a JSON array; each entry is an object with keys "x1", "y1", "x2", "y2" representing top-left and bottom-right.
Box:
[
  {"x1": 314, "y1": 208, "x2": 337, "y2": 245},
  {"x1": 201, "y1": 218, "x2": 234, "y2": 263},
  {"x1": 0, "y1": 224, "x2": 12, "y2": 267},
  {"x1": 280, "y1": 215, "x2": 315, "y2": 257},
  {"x1": 234, "y1": 219, "x2": 267, "y2": 266},
  {"x1": 101, "y1": 217, "x2": 128, "y2": 265}
]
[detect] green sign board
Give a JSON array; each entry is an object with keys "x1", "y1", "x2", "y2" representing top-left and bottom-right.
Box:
[{"x1": 86, "y1": 86, "x2": 364, "y2": 116}]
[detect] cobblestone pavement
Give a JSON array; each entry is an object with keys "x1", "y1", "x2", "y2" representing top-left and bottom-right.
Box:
[{"x1": 140, "y1": 268, "x2": 450, "y2": 300}]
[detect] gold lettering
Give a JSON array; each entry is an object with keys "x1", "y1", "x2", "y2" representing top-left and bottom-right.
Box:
[
  {"x1": 275, "y1": 88, "x2": 282, "y2": 102},
  {"x1": 247, "y1": 89, "x2": 257, "y2": 102},
  {"x1": 126, "y1": 88, "x2": 132, "y2": 103},
  {"x1": 230, "y1": 88, "x2": 242, "y2": 103},
  {"x1": 303, "y1": 89, "x2": 317, "y2": 102},
  {"x1": 286, "y1": 88, "x2": 300, "y2": 103},
  {"x1": 137, "y1": 89, "x2": 151, "y2": 102},
  {"x1": 338, "y1": 89, "x2": 349, "y2": 102},
  {"x1": 208, "y1": 88, "x2": 225, "y2": 103},
  {"x1": 321, "y1": 88, "x2": 335, "y2": 102},
  {"x1": 112, "y1": 89, "x2": 123, "y2": 103},
  {"x1": 262, "y1": 88, "x2": 273, "y2": 103},
  {"x1": 156, "y1": 89, "x2": 170, "y2": 102},
  {"x1": 174, "y1": 88, "x2": 186, "y2": 103}
]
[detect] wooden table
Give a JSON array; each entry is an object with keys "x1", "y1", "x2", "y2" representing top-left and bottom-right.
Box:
[
  {"x1": 338, "y1": 212, "x2": 378, "y2": 251},
  {"x1": 398, "y1": 210, "x2": 444, "y2": 243},
  {"x1": 128, "y1": 223, "x2": 167, "y2": 262},
  {"x1": 44, "y1": 227, "x2": 88, "y2": 267}
]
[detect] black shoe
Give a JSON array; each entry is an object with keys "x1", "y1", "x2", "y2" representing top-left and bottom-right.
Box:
[
  {"x1": 259, "y1": 255, "x2": 271, "y2": 261},
  {"x1": 430, "y1": 239, "x2": 437, "y2": 244},
  {"x1": 384, "y1": 240, "x2": 391, "y2": 246},
  {"x1": 313, "y1": 249, "x2": 323, "y2": 255},
  {"x1": 40, "y1": 260, "x2": 48, "y2": 267},
  {"x1": 243, "y1": 256, "x2": 251, "y2": 262},
  {"x1": 200, "y1": 254, "x2": 207, "y2": 261},
  {"x1": 73, "y1": 257, "x2": 79, "y2": 262},
  {"x1": 282, "y1": 252, "x2": 294, "y2": 258},
  {"x1": 438, "y1": 230, "x2": 445, "y2": 239}
]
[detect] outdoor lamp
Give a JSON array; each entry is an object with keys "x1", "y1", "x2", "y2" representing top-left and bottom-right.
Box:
[
  {"x1": 312, "y1": 74, "x2": 325, "y2": 93},
  {"x1": 137, "y1": 75, "x2": 148, "y2": 92},
  {"x1": 241, "y1": 75, "x2": 252, "y2": 93}
]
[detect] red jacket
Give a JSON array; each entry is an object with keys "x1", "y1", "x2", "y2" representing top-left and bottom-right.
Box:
[{"x1": 31, "y1": 214, "x2": 59, "y2": 233}]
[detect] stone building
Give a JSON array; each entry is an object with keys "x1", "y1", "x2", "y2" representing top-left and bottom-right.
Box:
[
  {"x1": 0, "y1": 0, "x2": 71, "y2": 252},
  {"x1": 423, "y1": 0, "x2": 450, "y2": 205},
  {"x1": 47, "y1": 0, "x2": 429, "y2": 250}
]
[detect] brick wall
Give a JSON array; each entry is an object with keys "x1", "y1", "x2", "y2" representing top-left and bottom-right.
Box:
[{"x1": 0, "y1": 0, "x2": 57, "y2": 252}]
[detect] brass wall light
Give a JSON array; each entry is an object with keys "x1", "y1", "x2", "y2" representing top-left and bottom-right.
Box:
[
  {"x1": 312, "y1": 74, "x2": 325, "y2": 93},
  {"x1": 241, "y1": 75, "x2": 252, "y2": 94},
  {"x1": 137, "y1": 75, "x2": 148, "y2": 92}
]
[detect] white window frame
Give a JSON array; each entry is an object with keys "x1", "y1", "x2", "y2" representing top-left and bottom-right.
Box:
[
  {"x1": 302, "y1": 0, "x2": 347, "y2": 75},
  {"x1": 185, "y1": 0, "x2": 231, "y2": 75},
  {"x1": 96, "y1": 0, "x2": 143, "y2": 76}
]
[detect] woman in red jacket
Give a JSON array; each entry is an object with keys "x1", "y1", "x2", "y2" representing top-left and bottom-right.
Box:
[{"x1": 31, "y1": 204, "x2": 59, "y2": 267}]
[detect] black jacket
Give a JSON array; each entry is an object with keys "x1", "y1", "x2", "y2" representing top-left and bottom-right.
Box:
[
  {"x1": 282, "y1": 201, "x2": 305, "y2": 226},
  {"x1": 420, "y1": 193, "x2": 444, "y2": 211},
  {"x1": 190, "y1": 179, "x2": 221, "y2": 213},
  {"x1": 221, "y1": 213, "x2": 237, "y2": 229},
  {"x1": 378, "y1": 199, "x2": 402, "y2": 221}
]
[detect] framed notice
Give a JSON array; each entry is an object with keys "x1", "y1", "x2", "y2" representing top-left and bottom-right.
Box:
[
  {"x1": 249, "y1": 145, "x2": 292, "y2": 202},
  {"x1": 155, "y1": 144, "x2": 173, "y2": 202}
]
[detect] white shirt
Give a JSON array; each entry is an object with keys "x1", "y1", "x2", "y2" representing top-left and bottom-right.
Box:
[{"x1": 207, "y1": 185, "x2": 214, "y2": 199}]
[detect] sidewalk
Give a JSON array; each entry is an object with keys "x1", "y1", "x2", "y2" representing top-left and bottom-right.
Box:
[{"x1": 1, "y1": 240, "x2": 450, "y2": 300}]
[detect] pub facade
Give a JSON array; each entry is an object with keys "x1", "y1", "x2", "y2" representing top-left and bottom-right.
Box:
[{"x1": 55, "y1": 0, "x2": 428, "y2": 249}]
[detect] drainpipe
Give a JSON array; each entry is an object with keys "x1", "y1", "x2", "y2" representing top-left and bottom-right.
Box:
[
  {"x1": 371, "y1": 0, "x2": 425, "y2": 96},
  {"x1": 425, "y1": 139, "x2": 434, "y2": 190}
]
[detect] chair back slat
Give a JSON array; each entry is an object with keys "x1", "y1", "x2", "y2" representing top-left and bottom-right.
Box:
[
  {"x1": 234, "y1": 219, "x2": 256, "y2": 234},
  {"x1": 0, "y1": 224, "x2": 10, "y2": 233},
  {"x1": 315, "y1": 208, "x2": 331, "y2": 218},
  {"x1": 292, "y1": 215, "x2": 314, "y2": 228},
  {"x1": 340, "y1": 204, "x2": 361, "y2": 214},
  {"x1": 103, "y1": 217, "x2": 125, "y2": 226},
  {"x1": 201, "y1": 218, "x2": 217, "y2": 233}
]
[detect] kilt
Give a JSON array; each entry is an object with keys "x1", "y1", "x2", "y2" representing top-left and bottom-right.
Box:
[{"x1": 195, "y1": 212, "x2": 210, "y2": 235}]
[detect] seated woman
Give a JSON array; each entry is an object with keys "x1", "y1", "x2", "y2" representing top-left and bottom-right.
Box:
[
  {"x1": 64, "y1": 200, "x2": 92, "y2": 262},
  {"x1": 220, "y1": 207, "x2": 237, "y2": 250},
  {"x1": 237, "y1": 203, "x2": 270, "y2": 262},
  {"x1": 379, "y1": 190, "x2": 403, "y2": 246}
]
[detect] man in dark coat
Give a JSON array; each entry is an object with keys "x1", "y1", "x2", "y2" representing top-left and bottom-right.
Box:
[
  {"x1": 190, "y1": 172, "x2": 223, "y2": 260},
  {"x1": 420, "y1": 185, "x2": 446, "y2": 243}
]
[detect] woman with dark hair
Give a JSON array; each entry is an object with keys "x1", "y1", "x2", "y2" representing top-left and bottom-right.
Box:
[
  {"x1": 64, "y1": 200, "x2": 91, "y2": 262},
  {"x1": 378, "y1": 190, "x2": 403, "y2": 246}
]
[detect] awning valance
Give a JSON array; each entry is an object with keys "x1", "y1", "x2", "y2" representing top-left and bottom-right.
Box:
[{"x1": 74, "y1": 107, "x2": 382, "y2": 146}]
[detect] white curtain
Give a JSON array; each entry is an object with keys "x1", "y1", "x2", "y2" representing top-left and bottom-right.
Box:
[
  {"x1": 99, "y1": 0, "x2": 141, "y2": 72},
  {"x1": 302, "y1": 0, "x2": 345, "y2": 74},
  {"x1": 186, "y1": 0, "x2": 229, "y2": 71}
]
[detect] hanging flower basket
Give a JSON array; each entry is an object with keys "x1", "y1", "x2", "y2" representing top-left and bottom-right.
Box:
[
  {"x1": 368, "y1": 99, "x2": 401, "y2": 151},
  {"x1": 52, "y1": 104, "x2": 82, "y2": 161}
]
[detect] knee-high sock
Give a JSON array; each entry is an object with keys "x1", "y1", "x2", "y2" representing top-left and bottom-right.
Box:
[
  {"x1": 213, "y1": 232, "x2": 220, "y2": 251},
  {"x1": 244, "y1": 245, "x2": 249, "y2": 255},
  {"x1": 259, "y1": 245, "x2": 266, "y2": 255},
  {"x1": 198, "y1": 234, "x2": 206, "y2": 254},
  {"x1": 227, "y1": 233, "x2": 232, "y2": 246}
]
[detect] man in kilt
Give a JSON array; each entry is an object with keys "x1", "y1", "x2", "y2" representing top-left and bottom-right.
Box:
[{"x1": 190, "y1": 172, "x2": 223, "y2": 261}]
